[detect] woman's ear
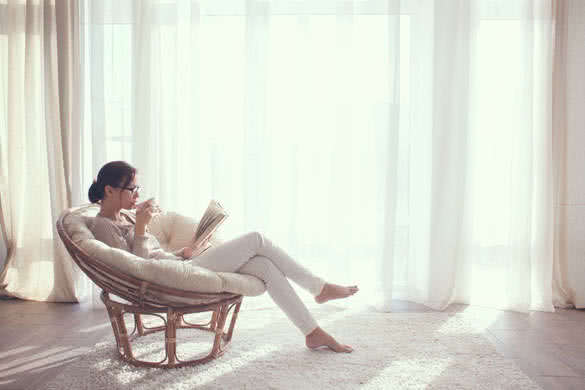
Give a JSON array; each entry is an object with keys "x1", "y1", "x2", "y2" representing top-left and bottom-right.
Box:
[{"x1": 104, "y1": 185, "x2": 114, "y2": 198}]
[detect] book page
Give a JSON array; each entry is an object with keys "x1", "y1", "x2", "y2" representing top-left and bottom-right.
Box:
[{"x1": 193, "y1": 200, "x2": 228, "y2": 248}]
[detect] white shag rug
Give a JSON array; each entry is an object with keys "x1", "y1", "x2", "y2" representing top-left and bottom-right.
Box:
[{"x1": 41, "y1": 303, "x2": 540, "y2": 390}]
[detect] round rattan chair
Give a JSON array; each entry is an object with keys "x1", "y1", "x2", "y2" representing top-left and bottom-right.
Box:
[{"x1": 56, "y1": 204, "x2": 265, "y2": 368}]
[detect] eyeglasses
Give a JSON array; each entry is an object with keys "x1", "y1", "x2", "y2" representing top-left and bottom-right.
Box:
[{"x1": 118, "y1": 185, "x2": 141, "y2": 196}]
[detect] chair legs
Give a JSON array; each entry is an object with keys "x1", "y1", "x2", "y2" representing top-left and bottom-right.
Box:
[
  {"x1": 101, "y1": 292, "x2": 243, "y2": 368},
  {"x1": 134, "y1": 313, "x2": 145, "y2": 336}
]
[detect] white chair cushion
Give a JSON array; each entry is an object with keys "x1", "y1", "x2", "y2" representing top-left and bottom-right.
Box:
[{"x1": 62, "y1": 204, "x2": 265, "y2": 297}]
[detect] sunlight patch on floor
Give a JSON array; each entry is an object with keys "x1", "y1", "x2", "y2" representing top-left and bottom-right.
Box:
[
  {"x1": 0, "y1": 346, "x2": 83, "y2": 377},
  {"x1": 79, "y1": 322, "x2": 111, "y2": 333},
  {"x1": 361, "y1": 358, "x2": 453, "y2": 389},
  {"x1": 0, "y1": 345, "x2": 38, "y2": 359},
  {"x1": 436, "y1": 306, "x2": 500, "y2": 334},
  {"x1": 196, "y1": 343, "x2": 283, "y2": 386}
]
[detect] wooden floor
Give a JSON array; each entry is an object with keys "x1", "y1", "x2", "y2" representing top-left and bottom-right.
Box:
[{"x1": 0, "y1": 297, "x2": 584, "y2": 390}]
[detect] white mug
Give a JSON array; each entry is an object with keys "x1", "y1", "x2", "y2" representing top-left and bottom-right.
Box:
[{"x1": 135, "y1": 197, "x2": 162, "y2": 215}]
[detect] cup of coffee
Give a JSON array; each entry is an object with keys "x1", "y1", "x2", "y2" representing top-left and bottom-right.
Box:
[{"x1": 135, "y1": 197, "x2": 162, "y2": 215}]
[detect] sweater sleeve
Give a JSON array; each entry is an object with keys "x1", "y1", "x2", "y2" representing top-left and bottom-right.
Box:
[
  {"x1": 131, "y1": 234, "x2": 151, "y2": 259},
  {"x1": 89, "y1": 217, "x2": 183, "y2": 261},
  {"x1": 148, "y1": 247, "x2": 184, "y2": 260},
  {"x1": 132, "y1": 232, "x2": 183, "y2": 260}
]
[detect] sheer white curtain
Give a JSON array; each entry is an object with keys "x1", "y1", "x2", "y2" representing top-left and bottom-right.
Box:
[
  {"x1": 552, "y1": 0, "x2": 585, "y2": 309},
  {"x1": 80, "y1": 0, "x2": 555, "y2": 312},
  {"x1": 0, "y1": 0, "x2": 85, "y2": 302}
]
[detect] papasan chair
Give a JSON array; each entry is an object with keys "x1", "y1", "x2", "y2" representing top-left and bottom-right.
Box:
[{"x1": 56, "y1": 204, "x2": 266, "y2": 368}]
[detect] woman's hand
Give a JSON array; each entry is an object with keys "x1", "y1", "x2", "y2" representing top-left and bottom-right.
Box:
[
  {"x1": 135, "y1": 202, "x2": 155, "y2": 235},
  {"x1": 175, "y1": 238, "x2": 212, "y2": 260},
  {"x1": 178, "y1": 247, "x2": 194, "y2": 259}
]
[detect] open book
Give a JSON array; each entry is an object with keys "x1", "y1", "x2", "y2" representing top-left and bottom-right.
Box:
[{"x1": 192, "y1": 200, "x2": 228, "y2": 249}]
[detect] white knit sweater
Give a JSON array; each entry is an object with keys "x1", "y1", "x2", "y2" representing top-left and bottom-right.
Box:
[{"x1": 87, "y1": 215, "x2": 183, "y2": 260}]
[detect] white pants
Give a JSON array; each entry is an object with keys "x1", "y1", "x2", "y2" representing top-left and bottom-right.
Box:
[{"x1": 190, "y1": 231, "x2": 325, "y2": 335}]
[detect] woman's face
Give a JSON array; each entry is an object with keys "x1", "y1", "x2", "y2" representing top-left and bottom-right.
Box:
[
  {"x1": 104, "y1": 176, "x2": 141, "y2": 210},
  {"x1": 121, "y1": 176, "x2": 141, "y2": 210}
]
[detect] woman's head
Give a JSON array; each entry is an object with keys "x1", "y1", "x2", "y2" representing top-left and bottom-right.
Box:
[{"x1": 88, "y1": 161, "x2": 140, "y2": 209}]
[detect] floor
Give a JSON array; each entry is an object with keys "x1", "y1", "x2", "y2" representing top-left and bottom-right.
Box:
[{"x1": 0, "y1": 296, "x2": 584, "y2": 390}]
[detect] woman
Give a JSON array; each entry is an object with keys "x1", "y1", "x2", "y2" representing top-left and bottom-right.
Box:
[{"x1": 88, "y1": 161, "x2": 359, "y2": 353}]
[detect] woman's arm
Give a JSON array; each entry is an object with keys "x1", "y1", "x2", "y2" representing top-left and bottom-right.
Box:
[
  {"x1": 132, "y1": 201, "x2": 158, "y2": 258},
  {"x1": 131, "y1": 234, "x2": 151, "y2": 258}
]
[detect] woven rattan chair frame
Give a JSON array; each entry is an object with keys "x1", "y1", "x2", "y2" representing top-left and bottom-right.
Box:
[{"x1": 56, "y1": 205, "x2": 244, "y2": 368}]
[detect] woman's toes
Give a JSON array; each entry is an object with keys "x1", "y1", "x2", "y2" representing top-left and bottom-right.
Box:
[
  {"x1": 333, "y1": 344, "x2": 353, "y2": 353},
  {"x1": 305, "y1": 328, "x2": 353, "y2": 353},
  {"x1": 315, "y1": 284, "x2": 359, "y2": 304}
]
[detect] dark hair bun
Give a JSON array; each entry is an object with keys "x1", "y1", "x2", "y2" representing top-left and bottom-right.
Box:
[
  {"x1": 88, "y1": 180, "x2": 104, "y2": 203},
  {"x1": 88, "y1": 161, "x2": 137, "y2": 204}
]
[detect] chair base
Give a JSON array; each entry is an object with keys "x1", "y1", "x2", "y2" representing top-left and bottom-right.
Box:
[{"x1": 101, "y1": 291, "x2": 243, "y2": 368}]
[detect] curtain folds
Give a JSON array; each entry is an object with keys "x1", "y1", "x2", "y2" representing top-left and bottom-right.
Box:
[
  {"x1": 0, "y1": 0, "x2": 84, "y2": 302},
  {"x1": 552, "y1": 0, "x2": 585, "y2": 309}
]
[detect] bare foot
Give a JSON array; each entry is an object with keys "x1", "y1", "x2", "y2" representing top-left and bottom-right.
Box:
[
  {"x1": 315, "y1": 283, "x2": 359, "y2": 304},
  {"x1": 306, "y1": 327, "x2": 353, "y2": 353}
]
